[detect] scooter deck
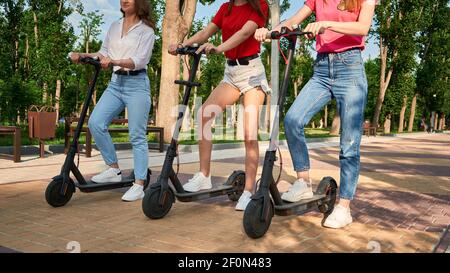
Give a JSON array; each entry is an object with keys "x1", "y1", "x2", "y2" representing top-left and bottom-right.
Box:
[
  {"x1": 76, "y1": 179, "x2": 135, "y2": 193},
  {"x1": 274, "y1": 194, "x2": 326, "y2": 216},
  {"x1": 175, "y1": 184, "x2": 234, "y2": 202}
]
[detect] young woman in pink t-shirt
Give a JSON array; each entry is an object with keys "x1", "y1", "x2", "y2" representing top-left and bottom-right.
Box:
[{"x1": 255, "y1": 0, "x2": 376, "y2": 229}]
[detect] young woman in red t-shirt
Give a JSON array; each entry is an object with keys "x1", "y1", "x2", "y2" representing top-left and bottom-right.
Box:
[{"x1": 169, "y1": 0, "x2": 270, "y2": 211}]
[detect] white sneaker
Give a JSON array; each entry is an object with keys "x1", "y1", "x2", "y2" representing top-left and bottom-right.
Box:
[
  {"x1": 235, "y1": 191, "x2": 252, "y2": 211},
  {"x1": 122, "y1": 183, "x2": 145, "y2": 202},
  {"x1": 183, "y1": 172, "x2": 212, "y2": 192},
  {"x1": 281, "y1": 178, "x2": 314, "y2": 202},
  {"x1": 323, "y1": 204, "x2": 353, "y2": 229},
  {"x1": 91, "y1": 168, "x2": 122, "y2": 183}
]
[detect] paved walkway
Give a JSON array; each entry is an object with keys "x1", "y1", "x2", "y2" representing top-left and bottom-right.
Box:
[{"x1": 0, "y1": 132, "x2": 448, "y2": 253}]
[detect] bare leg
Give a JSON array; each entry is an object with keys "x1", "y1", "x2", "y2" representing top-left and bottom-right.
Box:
[
  {"x1": 135, "y1": 179, "x2": 144, "y2": 186},
  {"x1": 339, "y1": 198, "x2": 351, "y2": 208},
  {"x1": 242, "y1": 88, "x2": 266, "y2": 192},
  {"x1": 198, "y1": 83, "x2": 241, "y2": 176},
  {"x1": 296, "y1": 171, "x2": 310, "y2": 181}
]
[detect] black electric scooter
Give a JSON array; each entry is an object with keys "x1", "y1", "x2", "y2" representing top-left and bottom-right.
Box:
[
  {"x1": 45, "y1": 57, "x2": 151, "y2": 207},
  {"x1": 141, "y1": 45, "x2": 246, "y2": 219},
  {"x1": 243, "y1": 27, "x2": 338, "y2": 238}
]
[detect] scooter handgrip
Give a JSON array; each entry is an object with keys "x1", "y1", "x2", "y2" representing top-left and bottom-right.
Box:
[
  {"x1": 174, "y1": 80, "x2": 201, "y2": 87},
  {"x1": 268, "y1": 31, "x2": 281, "y2": 40}
]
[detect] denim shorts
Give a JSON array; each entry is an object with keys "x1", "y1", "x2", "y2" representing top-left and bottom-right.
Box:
[{"x1": 222, "y1": 57, "x2": 272, "y2": 95}]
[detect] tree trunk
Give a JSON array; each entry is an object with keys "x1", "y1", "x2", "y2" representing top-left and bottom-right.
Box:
[
  {"x1": 430, "y1": 111, "x2": 436, "y2": 131},
  {"x1": 373, "y1": 17, "x2": 396, "y2": 128},
  {"x1": 434, "y1": 112, "x2": 438, "y2": 130},
  {"x1": 324, "y1": 105, "x2": 328, "y2": 128},
  {"x1": 330, "y1": 111, "x2": 340, "y2": 136},
  {"x1": 407, "y1": 93, "x2": 417, "y2": 132},
  {"x1": 24, "y1": 35, "x2": 29, "y2": 72},
  {"x1": 182, "y1": 106, "x2": 191, "y2": 132},
  {"x1": 58, "y1": 0, "x2": 63, "y2": 15},
  {"x1": 439, "y1": 115, "x2": 446, "y2": 130},
  {"x1": 33, "y1": 11, "x2": 39, "y2": 49},
  {"x1": 264, "y1": 94, "x2": 271, "y2": 133},
  {"x1": 398, "y1": 96, "x2": 407, "y2": 133},
  {"x1": 269, "y1": 0, "x2": 280, "y2": 134},
  {"x1": 157, "y1": 0, "x2": 198, "y2": 142},
  {"x1": 236, "y1": 97, "x2": 244, "y2": 140},
  {"x1": 384, "y1": 114, "x2": 391, "y2": 134},
  {"x1": 42, "y1": 83, "x2": 48, "y2": 103},
  {"x1": 14, "y1": 38, "x2": 19, "y2": 73},
  {"x1": 293, "y1": 79, "x2": 299, "y2": 97},
  {"x1": 55, "y1": 80, "x2": 61, "y2": 124}
]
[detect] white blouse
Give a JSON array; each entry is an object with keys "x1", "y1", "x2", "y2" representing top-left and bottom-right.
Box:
[{"x1": 99, "y1": 18, "x2": 155, "y2": 72}]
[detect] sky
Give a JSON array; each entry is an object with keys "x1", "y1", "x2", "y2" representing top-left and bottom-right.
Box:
[{"x1": 68, "y1": 0, "x2": 379, "y2": 60}]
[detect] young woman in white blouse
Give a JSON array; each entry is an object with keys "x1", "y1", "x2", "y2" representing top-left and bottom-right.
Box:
[{"x1": 69, "y1": 0, "x2": 156, "y2": 202}]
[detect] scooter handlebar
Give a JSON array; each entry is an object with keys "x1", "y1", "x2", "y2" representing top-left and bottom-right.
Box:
[
  {"x1": 266, "y1": 26, "x2": 313, "y2": 40},
  {"x1": 176, "y1": 44, "x2": 203, "y2": 56},
  {"x1": 79, "y1": 56, "x2": 101, "y2": 67}
]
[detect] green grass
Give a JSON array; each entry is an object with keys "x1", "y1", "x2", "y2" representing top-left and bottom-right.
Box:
[
  {"x1": 0, "y1": 124, "x2": 161, "y2": 147},
  {"x1": 0, "y1": 125, "x2": 426, "y2": 147}
]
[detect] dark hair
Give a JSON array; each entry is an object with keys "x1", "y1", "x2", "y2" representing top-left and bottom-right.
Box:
[
  {"x1": 121, "y1": 0, "x2": 156, "y2": 29},
  {"x1": 227, "y1": 0, "x2": 267, "y2": 22}
]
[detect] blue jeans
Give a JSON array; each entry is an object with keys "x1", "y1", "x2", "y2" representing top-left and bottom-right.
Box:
[
  {"x1": 89, "y1": 73, "x2": 151, "y2": 180},
  {"x1": 284, "y1": 48, "x2": 368, "y2": 200}
]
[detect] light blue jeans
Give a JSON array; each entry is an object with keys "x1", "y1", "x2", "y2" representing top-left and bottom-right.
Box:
[
  {"x1": 89, "y1": 73, "x2": 151, "y2": 180},
  {"x1": 284, "y1": 48, "x2": 368, "y2": 200}
]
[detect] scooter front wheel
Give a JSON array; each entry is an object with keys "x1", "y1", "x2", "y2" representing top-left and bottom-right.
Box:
[
  {"x1": 45, "y1": 177, "x2": 75, "y2": 207},
  {"x1": 142, "y1": 186, "x2": 174, "y2": 219},
  {"x1": 243, "y1": 199, "x2": 274, "y2": 239},
  {"x1": 143, "y1": 168, "x2": 152, "y2": 190}
]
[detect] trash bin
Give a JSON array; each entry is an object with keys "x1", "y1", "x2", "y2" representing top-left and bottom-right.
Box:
[
  {"x1": 28, "y1": 105, "x2": 57, "y2": 158},
  {"x1": 28, "y1": 105, "x2": 57, "y2": 139}
]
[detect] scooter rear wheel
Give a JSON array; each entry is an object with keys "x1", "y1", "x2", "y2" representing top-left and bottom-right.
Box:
[
  {"x1": 316, "y1": 177, "x2": 338, "y2": 214},
  {"x1": 142, "y1": 187, "x2": 174, "y2": 219},
  {"x1": 226, "y1": 170, "x2": 246, "y2": 202},
  {"x1": 45, "y1": 177, "x2": 75, "y2": 207},
  {"x1": 243, "y1": 199, "x2": 274, "y2": 239}
]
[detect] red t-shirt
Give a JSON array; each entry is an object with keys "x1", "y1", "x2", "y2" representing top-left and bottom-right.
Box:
[{"x1": 212, "y1": 0, "x2": 269, "y2": 60}]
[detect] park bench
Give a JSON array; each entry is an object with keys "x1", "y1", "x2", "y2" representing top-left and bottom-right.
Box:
[
  {"x1": 64, "y1": 117, "x2": 164, "y2": 157},
  {"x1": 363, "y1": 121, "x2": 377, "y2": 137},
  {"x1": 0, "y1": 126, "x2": 21, "y2": 162}
]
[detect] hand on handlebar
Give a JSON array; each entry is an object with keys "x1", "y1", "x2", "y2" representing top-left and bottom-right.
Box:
[
  {"x1": 68, "y1": 52, "x2": 81, "y2": 64},
  {"x1": 168, "y1": 43, "x2": 182, "y2": 56},
  {"x1": 303, "y1": 22, "x2": 328, "y2": 39},
  {"x1": 196, "y1": 43, "x2": 220, "y2": 55},
  {"x1": 255, "y1": 26, "x2": 295, "y2": 42},
  {"x1": 100, "y1": 56, "x2": 114, "y2": 69},
  {"x1": 254, "y1": 28, "x2": 270, "y2": 42}
]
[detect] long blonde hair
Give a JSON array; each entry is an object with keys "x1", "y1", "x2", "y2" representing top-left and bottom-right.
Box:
[{"x1": 326, "y1": 0, "x2": 362, "y2": 12}]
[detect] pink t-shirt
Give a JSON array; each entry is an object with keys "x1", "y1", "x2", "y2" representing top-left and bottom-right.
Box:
[{"x1": 305, "y1": 0, "x2": 365, "y2": 53}]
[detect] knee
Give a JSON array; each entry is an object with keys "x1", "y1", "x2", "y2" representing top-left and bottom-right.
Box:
[
  {"x1": 244, "y1": 132, "x2": 258, "y2": 147},
  {"x1": 284, "y1": 112, "x2": 306, "y2": 134},
  {"x1": 88, "y1": 116, "x2": 104, "y2": 133},
  {"x1": 129, "y1": 128, "x2": 147, "y2": 145},
  {"x1": 340, "y1": 139, "x2": 360, "y2": 158},
  {"x1": 198, "y1": 108, "x2": 216, "y2": 126}
]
